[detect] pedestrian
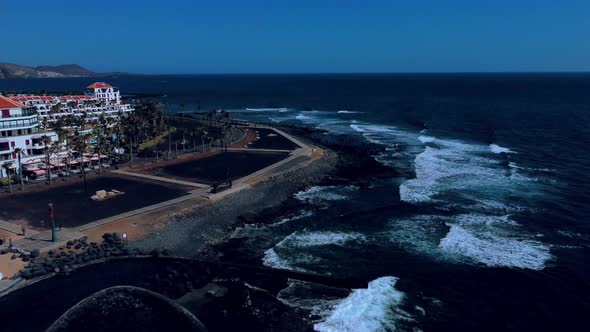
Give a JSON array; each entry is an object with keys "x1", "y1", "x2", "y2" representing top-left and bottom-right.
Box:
[
  {"x1": 59, "y1": 223, "x2": 62, "y2": 231},
  {"x1": 8, "y1": 238, "x2": 13, "y2": 248},
  {"x1": 21, "y1": 225, "x2": 26, "y2": 238}
]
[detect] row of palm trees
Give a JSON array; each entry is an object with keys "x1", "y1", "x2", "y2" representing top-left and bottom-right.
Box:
[{"x1": 2, "y1": 100, "x2": 230, "y2": 193}]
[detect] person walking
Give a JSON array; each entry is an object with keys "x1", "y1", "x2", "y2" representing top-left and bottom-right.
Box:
[{"x1": 21, "y1": 225, "x2": 26, "y2": 238}]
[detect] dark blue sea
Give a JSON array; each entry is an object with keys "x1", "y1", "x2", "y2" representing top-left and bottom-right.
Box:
[{"x1": 2, "y1": 74, "x2": 590, "y2": 331}]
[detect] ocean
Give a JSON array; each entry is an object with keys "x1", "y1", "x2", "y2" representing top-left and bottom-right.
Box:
[{"x1": 2, "y1": 73, "x2": 590, "y2": 331}]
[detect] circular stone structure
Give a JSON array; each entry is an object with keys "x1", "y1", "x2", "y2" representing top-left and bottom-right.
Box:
[{"x1": 47, "y1": 285, "x2": 207, "y2": 332}]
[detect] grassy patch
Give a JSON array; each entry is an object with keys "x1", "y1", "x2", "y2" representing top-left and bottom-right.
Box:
[{"x1": 139, "y1": 128, "x2": 175, "y2": 150}]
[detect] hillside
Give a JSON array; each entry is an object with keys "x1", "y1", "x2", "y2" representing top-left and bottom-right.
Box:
[
  {"x1": 0, "y1": 62, "x2": 124, "y2": 79},
  {"x1": 36, "y1": 64, "x2": 95, "y2": 77}
]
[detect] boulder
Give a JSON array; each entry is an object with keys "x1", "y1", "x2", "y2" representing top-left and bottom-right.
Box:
[
  {"x1": 96, "y1": 190, "x2": 107, "y2": 199},
  {"x1": 21, "y1": 270, "x2": 32, "y2": 279},
  {"x1": 32, "y1": 269, "x2": 47, "y2": 278},
  {"x1": 90, "y1": 195, "x2": 99, "y2": 201},
  {"x1": 30, "y1": 249, "x2": 40, "y2": 258}
]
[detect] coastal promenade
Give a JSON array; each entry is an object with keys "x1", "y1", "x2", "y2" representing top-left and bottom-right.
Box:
[{"x1": 0, "y1": 125, "x2": 315, "y2": 262}]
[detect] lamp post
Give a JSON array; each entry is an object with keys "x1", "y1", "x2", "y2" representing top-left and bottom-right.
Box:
[{"x1": 49, "y1": 203, "x2": 56, "y2": 242}]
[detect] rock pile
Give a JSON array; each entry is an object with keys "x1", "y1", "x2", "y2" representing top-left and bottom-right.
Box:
[{"x1": 2, "y1": 233, "x2": 144, "y2": 280}]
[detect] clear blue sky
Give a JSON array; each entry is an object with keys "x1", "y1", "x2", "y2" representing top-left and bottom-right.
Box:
[{"x1": 3, "y1": 0, "x2": 590, "y2": 74}]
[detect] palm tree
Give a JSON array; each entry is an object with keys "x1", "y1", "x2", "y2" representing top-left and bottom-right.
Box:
[
  {"x1": 94, "y1": 115, "x2": 108, "y2": 174},
  {"x1": 2, "y1": 162, "x2": 14, "y2": 193},
  {"x1": 51, "y1": 141, "x2": 61, "y2": 175},
  {"x1": 13, "y1": 148, "x2": 25, "y2": 190},
  {"x1": 199, "y1": 127, "x2": 208, "y2": 152},
  {"x1": 73, "y1": 131, "x2": 88, "y2": 194},
  {"x1": 42, "y1": 135, "x2": 53, "y2": 184}
]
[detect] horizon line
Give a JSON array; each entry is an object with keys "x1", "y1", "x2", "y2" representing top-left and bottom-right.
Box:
[{"x1": 118, "y1": 70, "x2": 590, "y2": 75}]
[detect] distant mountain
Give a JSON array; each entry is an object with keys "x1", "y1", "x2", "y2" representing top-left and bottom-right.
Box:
[
  {"x1": 36, "y1": 64, "x2": 95, "y2": 77},
  {"x1": 0, "y1": 62, "x2": 128, "y2": 79}
]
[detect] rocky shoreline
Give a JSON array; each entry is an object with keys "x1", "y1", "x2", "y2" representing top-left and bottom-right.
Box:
[
  {"x1": 132, "y1": 129, "x2": 339, "y2": 258},
  {"x1": 0, "y1": 125, "x2": 396, "y2": 331}
]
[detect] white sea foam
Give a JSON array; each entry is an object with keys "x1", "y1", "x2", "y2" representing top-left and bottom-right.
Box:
[
  {"x1": 350, "y1": 123, "x2": 423, "y2": 168},
  {"x1": 418, "y1": 135, "x2": 436, "y2": 144},
  {"x1": 245, "y1": 107, "x2": 289, "y2": 112},
  {"x1": 439, "y1": 224, "x2": 552, "y2": 270},
  {"x1": 295, "y1": 185, "x2": 357, "y2": 202},
  {"x1": 314, "y1": 276, "x2": 412, "y2": 332},
  {"x1": 277, "y1": 280, "x2": 344, "y2": 320},
  {"x1": 296, "y1": 113, "x2": 314, "y2": 121},
  {"x1": 337, "y1": 110, "x2": 362, "y2": 114},
  {"x1": 489, "y1": 143, "x2": 515, "y2": 154},
  {"x1": 262, "y1": 248, "x2": 307, "y2": 272},
  {"x1": 269, "y1": 210, "x2": 314, "y2": 227},
  {"x1": 278, "y1": 230, "x2": 366, "y2": 248},
  {"x1": 230, "y1": 210, "x2": 314, "y2": 238},
  {"x1": 399, "y1": 136, "x2": 528, "y2": 204},
  {"x1": 263, "y1": 230, "x2": 366, "y2": 271},
  {"x1": 388, "y1": 214, "x2": 551, "y2": 270}
]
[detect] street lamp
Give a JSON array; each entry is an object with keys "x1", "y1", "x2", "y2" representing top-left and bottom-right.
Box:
[{"x1": 48, "y1": 203, "x2": 57, "y2": 242}]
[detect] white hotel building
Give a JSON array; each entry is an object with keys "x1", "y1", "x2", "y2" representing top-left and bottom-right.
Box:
[
  {"x1": 9, "y1": 82, "x2": 133, "y2": 124},
  {"x1": 1, "y1": 82, "x2": 133, "y2": 177},
  {"x1": 0, "y1": 95, "x2": 58, "y2": 177}
]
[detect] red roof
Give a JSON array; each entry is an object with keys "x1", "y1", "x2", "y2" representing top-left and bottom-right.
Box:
[
  {"x1": 0, "y1": 95, "x2": 26, "y2": 109},
  {"x1": 87, "y1": 82, "x2": 112, "y2": 89},
  {"x1": 8, "y1": 95, "x2": 57, "y2": 103},
  {"x1": 59, "y1": 95, "x2": 94, "y2": 101}
]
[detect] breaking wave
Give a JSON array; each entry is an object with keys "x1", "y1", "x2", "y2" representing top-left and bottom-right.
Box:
[
  {"x1": 245, "y1": 107, "x2": 289, "y2": 112},
  {"x1": 314, "y1": 276, "x2": 412, "y2": 332},
  {"x1": 262, "y1": 230, "x2": 366, "y2": 271},
  {"x1": 399, "y1": 135, "x2": 530, "y2": 205},
  {"x1": 387, "y1": 214, "x2": 553, "y2": 270},
  {"x1": 490, "y1": 143, "x2": 515, "y2": 154},
  {"x1": 439, "y1": 223, "x2": 552, "y2": 270}
]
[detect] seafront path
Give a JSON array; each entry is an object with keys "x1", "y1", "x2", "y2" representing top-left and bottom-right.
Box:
[{"x1": 0, "y1": 125, "x2": 314, "y2": 261}]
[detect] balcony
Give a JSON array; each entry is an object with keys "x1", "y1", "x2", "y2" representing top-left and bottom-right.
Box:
[{"x1": 0, "y1": 117, "x2": 39, "y2": 130}]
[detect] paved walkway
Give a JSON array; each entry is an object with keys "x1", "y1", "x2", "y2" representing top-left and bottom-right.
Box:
[
  {"x1": 0, "y1": 125, "x2": 314, "y2": 255},
  {"x1": 0, "y1": 220, "x2": 38, "y2": 237},
  {"x1": 74, "y1": 190, "x2": 205, "y2": 232},
  {"x1": 10, "y1": 228, "x2": 85, "y2": 252},
  {"x1": 112, "y1": 170, "x2": 209, "y2": 188}
]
